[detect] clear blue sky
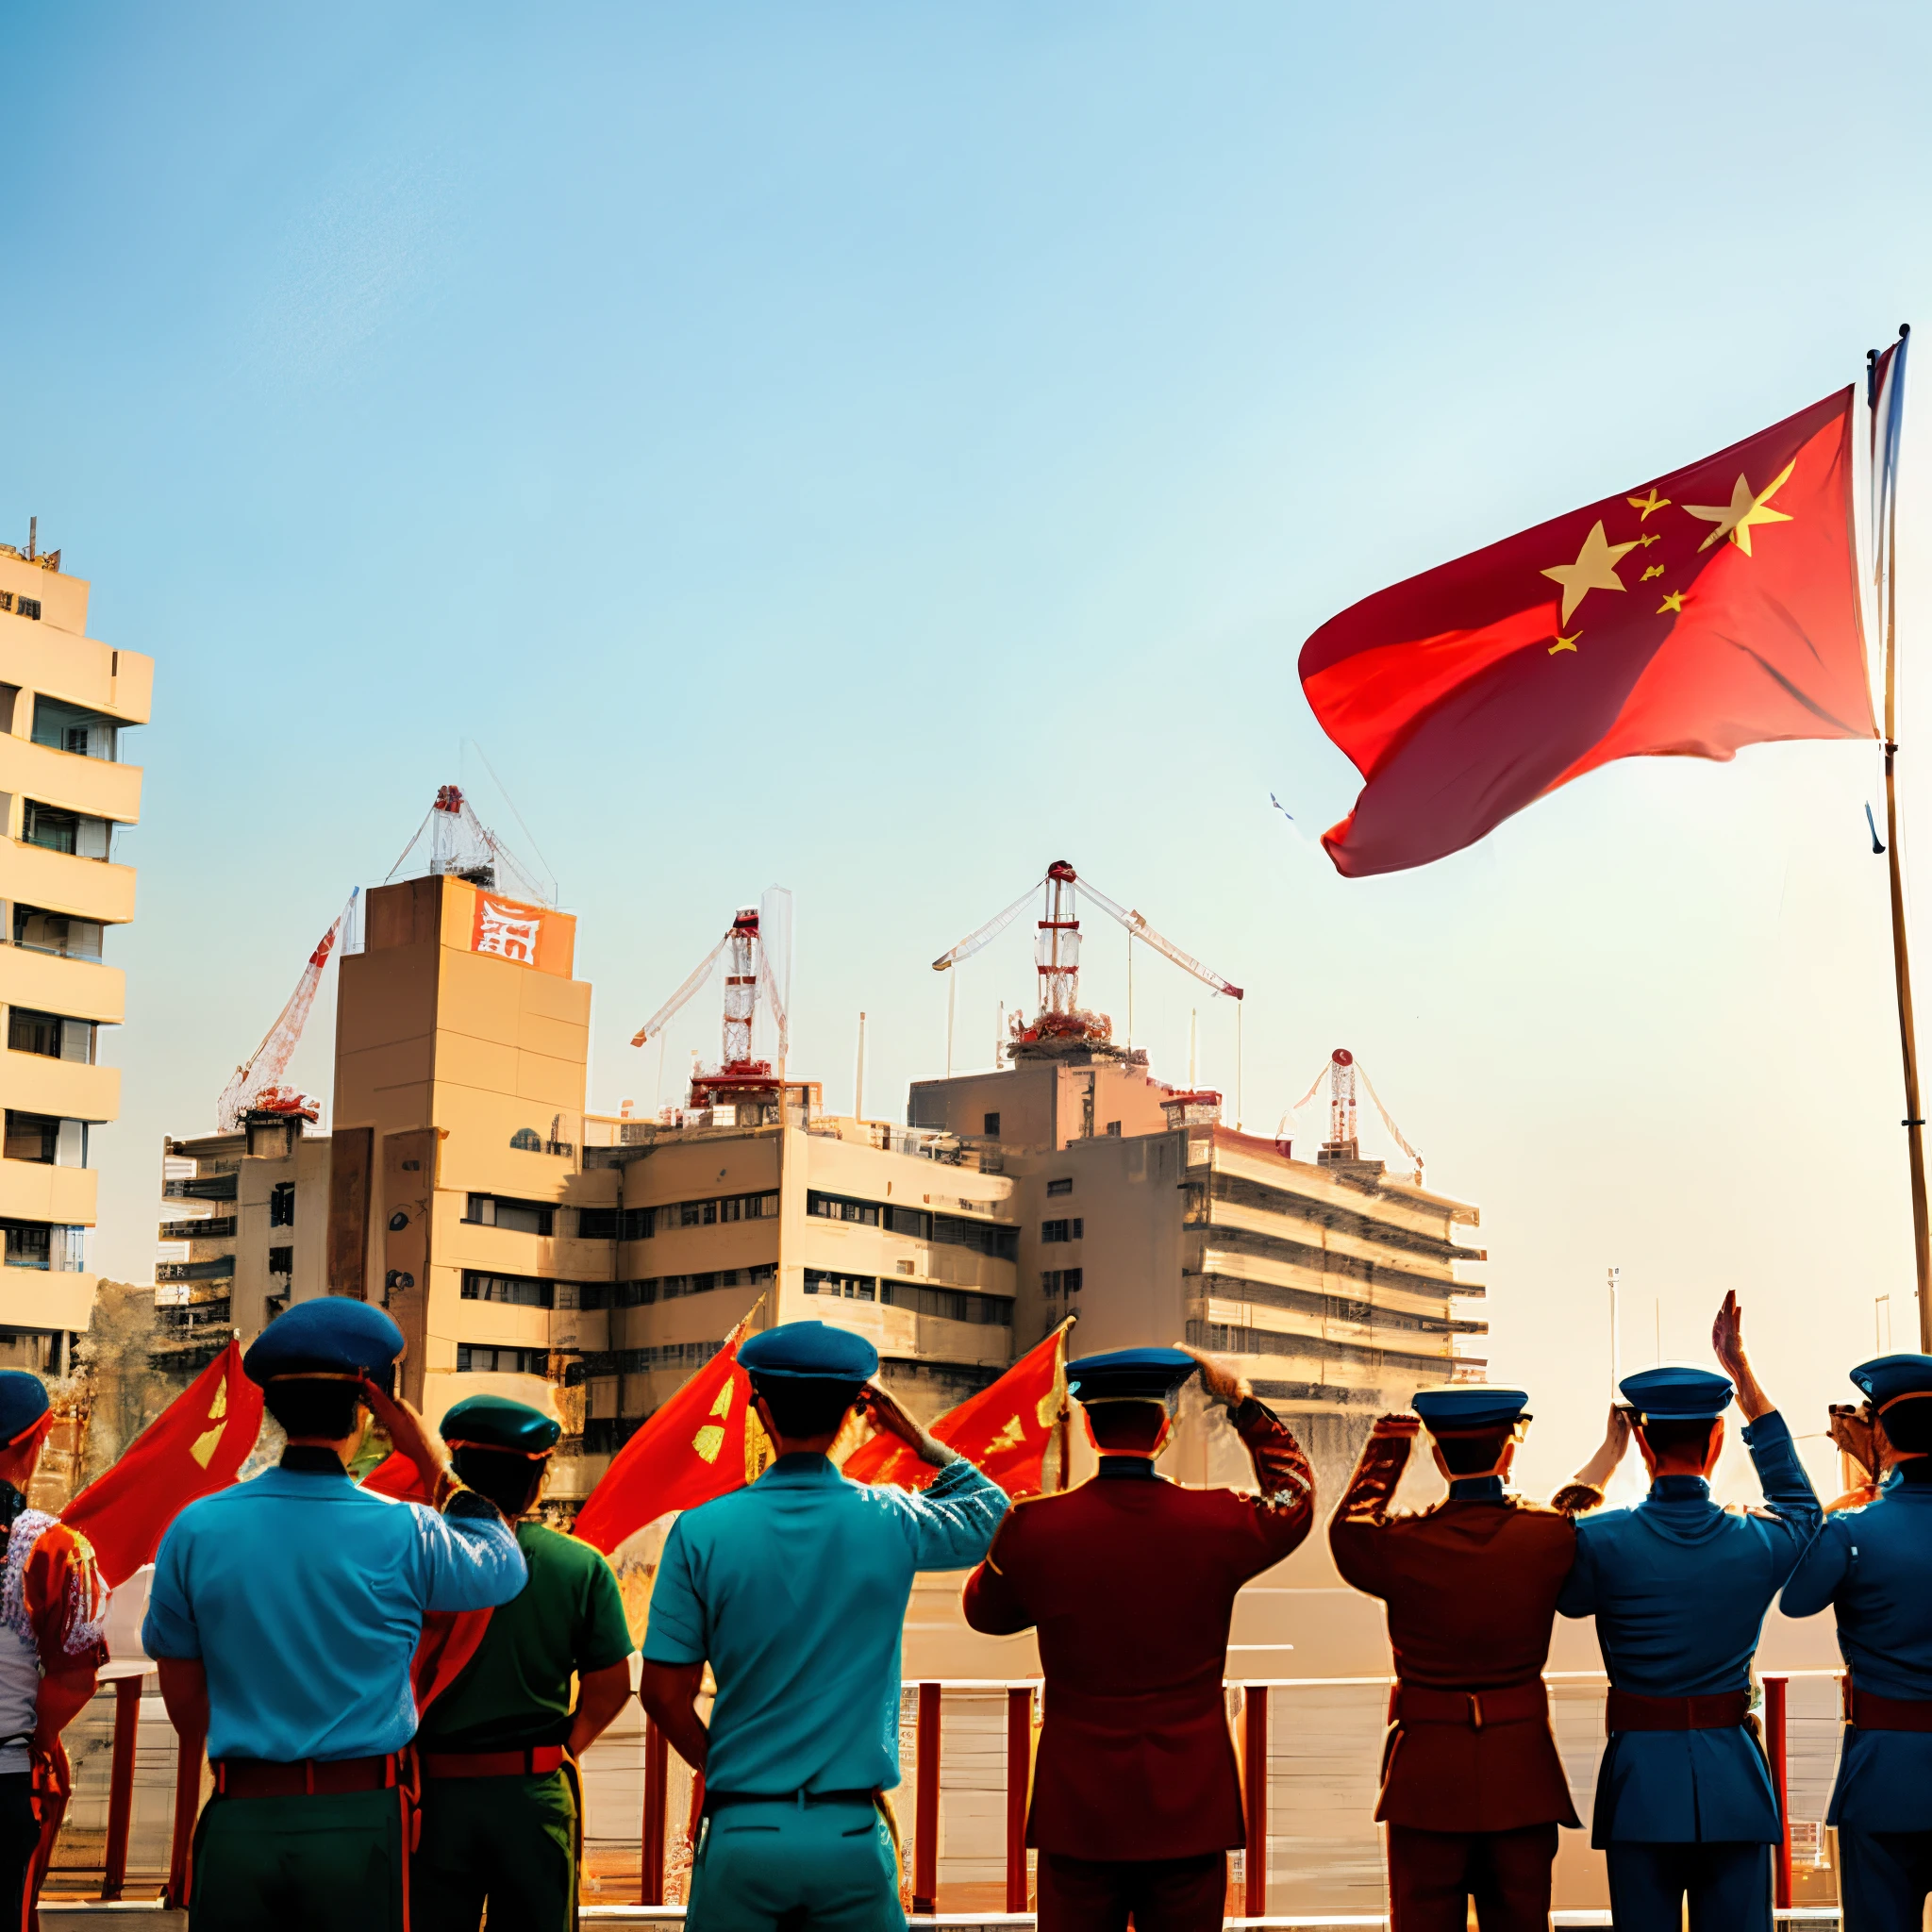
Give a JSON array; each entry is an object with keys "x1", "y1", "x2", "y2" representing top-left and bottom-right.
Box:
[{"x1": 11, "y1": 2, "x2": 1932, "y2": 1491}]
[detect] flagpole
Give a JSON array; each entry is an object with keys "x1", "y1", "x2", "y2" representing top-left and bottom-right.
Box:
[{"x1": 1874, "y1": 326, "x2": 1930, "y2": 1346}]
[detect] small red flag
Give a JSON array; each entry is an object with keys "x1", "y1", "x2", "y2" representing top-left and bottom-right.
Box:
[
  {"x1": 362, "y1": 1449, "x2": 430, "y2": 1503},
  {"x1": 572, "y1": 1311, "x2": 769, "y2": 1555},
  {"x1": 1300, "y1": 388, "x2": 1874, "y2": 876},
  {"x1": 64, "y1": 1338, "x2": 264, "y2": 1587},
  {"x1": 843, "y1": 1322, "x2": 1072, "y2": 1495}
]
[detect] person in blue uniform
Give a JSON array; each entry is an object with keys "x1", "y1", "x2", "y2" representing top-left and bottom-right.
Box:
[
  {"x1": 1555, "y1": 1291, "x2": 1823, "y2": 1932},
  {"x1": 1781, "y1": 1353, "x2": 1932, "y2": 1930},
  {"x1": 638, "y1": 1320, "x2": 1008, "y2": 1932},
  {"x1": 142, "y1": 1298, "x2": 529, "y2": 1932}
]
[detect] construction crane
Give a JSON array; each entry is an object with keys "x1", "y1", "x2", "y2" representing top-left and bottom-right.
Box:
[
  {"x1": 1278, "y1": 1047, "x2": 1424, "y2": 1184},
  {"x1": 216, "y1": 891, "x2": 358, "y2": 1129},
  {"x1": 386, "y1": 784, "x2": 553, "y2": 904},
  {"x1": 932, "y1": 859, "x2": 1242, "y2": 1062},
  {"x1": 630, "y1": 891, "x2": 793, "y2": 1116}
]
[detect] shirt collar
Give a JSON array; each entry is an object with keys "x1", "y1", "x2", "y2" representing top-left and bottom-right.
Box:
[
  {"x1": 280, "y1": 1446, "x2": 348, "y2": 1475},
  {"x1": 1448, "y1": 1476, "x2": 1507, "y2": 1504},
  {"x1": 1097, "y1": 1457, "x2": 1163, "y2": 1481},
  {"x1": 760, "y1": 1453, "x2": 841, "y2": 1487},
  {"x1": 1648, "y1": 1474, "x2": 1710, "y2": 1503}
]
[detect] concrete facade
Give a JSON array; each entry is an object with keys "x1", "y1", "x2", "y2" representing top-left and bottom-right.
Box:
[{"x1": 0, "y1": 544, "x2": 151, "y2": 1367}]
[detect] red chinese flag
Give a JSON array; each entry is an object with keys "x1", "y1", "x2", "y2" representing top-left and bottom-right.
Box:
[
  {"x1": 572, "y1": 1313, "x2": 770, "y2": 1555},
  {"x1": 842, "y1": 1323, "x2": 1071, "y2": 1496},
  {"x1": 64, "y1": 1339, "x2": 265, "y2": 1587},
  {"x1": 362, "y1": 1449, "x2": 430, "y2": 1502},
  {"x1": 1300, "y1": 388, "x2": 1874, "y2": 876}
]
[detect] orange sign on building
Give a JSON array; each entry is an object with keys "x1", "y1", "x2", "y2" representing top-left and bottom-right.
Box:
[{"x1": 471, "y1": 892, "x2": 549, "y2": 966}]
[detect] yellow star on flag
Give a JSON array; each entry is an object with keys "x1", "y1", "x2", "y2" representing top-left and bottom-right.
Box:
[
  {"x1": 1683, "y1": 460, "x2": 1796, "y2": 556},
  {"x1": 1658, "y1": 590, "x2": 1687, "y2": 614},
  {"x1": 1548, "y1": 633, "x2": 1580, "y2": 656},
  {"x1": 1627, "y1": 489, "x2": 1671, "y2": 520},
  {"x1": 1542, "y1": 521, "x2": 1640, "y2": 625}
]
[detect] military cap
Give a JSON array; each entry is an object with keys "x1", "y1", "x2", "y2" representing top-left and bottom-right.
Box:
[
  {"x1": 0, "y1": 1373, "x2": 50, "y2": 1447},
  {"x1": 1619, "y1": 1364, "x2": 1734, "y2": 1421},
  {"x1": 1412, "y1": 1384, "x2": 1529, "y2": 1432},
  {"x1": 1066, "y1": 1347, "x2": 1198, "y2": 1407},
  {"x1": 739, "y1": 1321, "x2": 877, "y2": 1384},
  {"x1": 242, "y1": 1296, "x2": 405, "y2": 1391},
  {"x1": 1850, "y1": 1353, "x2": 1932, "y2": 1411},
  {"x1": 441, "y1": 1393, "x2": 561, "y2": 1457}
]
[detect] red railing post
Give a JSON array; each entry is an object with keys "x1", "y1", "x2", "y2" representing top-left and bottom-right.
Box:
[
  {"x1": 1764, "y1": 1674, "x2": 1791, "y2": 1910},
  {"x1": 1005, "y1": 1684, "x2": 1031, "y2": 1912},
  {"x1": 912, "y1": 1681, "x2": 941, "y2": 1913},
  {"x1": 641, "y1": 1713, "x2": 668, "y2": 1907},
  {"x1": 1242, "y1": 1684, "x2": 1268, "y2": 1916},
  {"x1": 164, "y1": 1724, "x2": 206, "y2": 1909},
  {"x1": 99, "y1": 1675, "x2": 142, "y2": 1901}
]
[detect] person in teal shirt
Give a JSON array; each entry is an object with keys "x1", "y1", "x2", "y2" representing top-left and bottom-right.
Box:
[
  {"x1": 1782, "y1": 1353, "x2": 1932, "y2": 1931},
  {"x1": 640, "y1": 1320, "x2": 1008, "y2": 1932},
  {"x1": 142, "y1": 1299, "x2": 527, "y2": 1932},
  {"x1": 1555, "y1": 1293, "x2": 1823, "y2": 1932}
]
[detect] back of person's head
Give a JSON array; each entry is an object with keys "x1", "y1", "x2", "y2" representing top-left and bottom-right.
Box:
[
  {"x1": 451, "y1": 1443, "x2": 548, "y2": 1517},
  {"x1": 1084, "y1": 1400, "x2": 1169, "y2": 1455},
  {"x1": 752, "y1": 1375, "x2": 860, "y2": 1441},
  {"x1": 1637, "y1": 1415, "x2": 1718, "y2": 1469},
  {"x1": 1432, "y1": 1426, "x2": 1513, "y2": 1476},
  {"x1": 1879, "y1": 1394, "x2": 1932, "y2": 1457},
  {"x1": 264, "y1": 1377, "x2": 364, "y2": 1442}
]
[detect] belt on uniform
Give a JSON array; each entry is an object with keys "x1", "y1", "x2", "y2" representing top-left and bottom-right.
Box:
[
  {"x1": 422, "y1": 1746, "x2": 567, "y2": 1779},
  {"x1": 1389, "y1": 1680, "x2": 1547, "y2": 1729},
  {"x1": 705, "y1": 1788, "x2": 877, "y2": 1814},
  {"x1": 212, "y1": 1752, "x2": 408, "y2": 1798},
  {"x1": 1846, "y1": 1684, "x2": 1932, "y2": 1732},
  {"x1": 1605, "y1": 1690, "x2": 1752, "y2": 1734}
]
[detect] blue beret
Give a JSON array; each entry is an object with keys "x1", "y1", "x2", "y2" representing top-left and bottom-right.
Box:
[
  {"x1": 1620, "y1": 1365, "x2": 1734, "y2": 1421},
  {"x1": 1412, "y1": 1385, "x2": 1529, "y2": 1431},
  {"x1": 739, "y1": 1321, "x2": 877, "y2": 1384},
  {"x1": 0, "y1": 1373, "x2": 50, "y2": 1446},
  {"x1": 1850, "y1": 1354, "x2": 1932, "y2": 1410},
  {"x1": 441, "y1": 1394, "x2": 560, "y2": 1455},
  {"x1": 1067, "y1": 1347, "x2": 1198, "y2": 1407},
  {"x1": 243, "y1": 1296, "x2": 405, "y2": 1388}
]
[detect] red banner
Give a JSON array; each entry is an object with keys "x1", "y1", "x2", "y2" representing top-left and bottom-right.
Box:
[{"x1": 64, "y1": 1340, "x2": 264, "y2": 1587}]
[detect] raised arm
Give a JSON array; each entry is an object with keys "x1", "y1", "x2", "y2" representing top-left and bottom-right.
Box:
[
  {"x1": 1714, "y1": 1291, "x2": 1823, "y2": 1569},
  {"x1": 1328, "y1": 1414, "x2": 1414, "y2": 1596},
  {"x1": 1182, "y1": 1345, "x2": 1316, "y2": 1564},
  {"x1": 863, "y1": 1381, "x2": 1010, "y2": 1570},
  {"x1": 410, "y1": 1493, "x2": 528, "y2": 1611}
]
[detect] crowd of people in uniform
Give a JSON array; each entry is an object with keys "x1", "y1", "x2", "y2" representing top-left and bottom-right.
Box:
[{"x1": 0, "y1": 1285, "x2": 1922, "y2": 1931}]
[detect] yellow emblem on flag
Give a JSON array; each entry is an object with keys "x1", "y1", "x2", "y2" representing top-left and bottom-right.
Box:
[
  {"x1": 986, "y1": 1414, "x2": 1025, "y2": 1456},
  {"x1": 189, "y1": 1424, "x2": 225, "y2": 1469},
  {"x1": 692, "y1": 1381, "x2": 735, "y2": 1464}
]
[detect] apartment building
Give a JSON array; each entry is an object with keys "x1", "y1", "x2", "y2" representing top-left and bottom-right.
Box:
[{"x1": 0, "y1": 538, "x2": 151, "y2": 1371}]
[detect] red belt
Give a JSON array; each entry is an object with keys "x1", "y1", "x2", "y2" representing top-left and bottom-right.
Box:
[
  {"x1": 1605, "y1": 1690, "x2": 1751, "y2": 1734},
  {"x1": 422, "y1": 1746, "x2": 567, "y2": 1780},
  {"x1": 1848, "y1": 1686, "x2": 1932, "y2": 1733},
  {"x1": 1390, "y1": 1680, "x2": 1547, "y2": 1729},
  {"x1": 213, "y1": 1753, "x2": 407, "y2": 1798}
]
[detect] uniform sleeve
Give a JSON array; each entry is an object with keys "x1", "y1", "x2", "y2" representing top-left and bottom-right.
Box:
[
  {"x1": 141, "y1": 1517, "x2": 201, "y2": 1661},
  {"x1": 961, "y1": 1511, "x2": 1034, "y2": 1636},
  {"x1": 1779, "y1": 1512, "x2": 1852, "y2": 1618},
  {"x1": 892, "y1": 1459, "x2": 1010, "y2": 1572},
  {"x1": 576, "y1": 1546, "x2": 637, "y2": 1674},
  {"x1": 1741, "y1": 1410, "x2": 1824, "y2": 1583},
  {"x1": 26, "y1": 1524, "x2": 108, "y2": 1670},
  {"x1": 1555, "y1": 1519, "x2": 1603, "y2": 1619},
  {"x1": 1327, "y1": 1427, "x2": 1408, "y2": 1599},
  {"x1": 408, "y1": 1496, "x2": 529, "y2": 1613},
  {"x1": 1224, "y1": 1397, "x2": 1316, "y2": 1576},
  {"x1": 641, "y1": 1518, "x2": 707, "y2": 1666}
]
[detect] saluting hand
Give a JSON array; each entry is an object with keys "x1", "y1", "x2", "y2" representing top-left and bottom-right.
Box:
[
  {"x1": 858, "y1": 1380, "x2": 959, "y2": 1469},
  {"x1": 1177, "y1": 1345, "x2": 1251, "y2": 1410},
  {"x1": 361, "y1": 1378, "x2": 451, "y2": 1499},
  {"x1": 1710, "y1": 1291, "x2": 1774, "y2": 1422},
  {"x1": 1573, "y1": 1405, "x2": 1633, "y2": 1489}
]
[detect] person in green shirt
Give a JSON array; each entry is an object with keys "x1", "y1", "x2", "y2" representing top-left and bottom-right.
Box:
[{"x1": 411, "y1": 1395, "x2": 636, "y2": 1932}]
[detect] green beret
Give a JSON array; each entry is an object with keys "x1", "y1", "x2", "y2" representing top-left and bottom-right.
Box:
[{"x1": 441, "y1": 1393, "x2": 561, "y2": 1456}]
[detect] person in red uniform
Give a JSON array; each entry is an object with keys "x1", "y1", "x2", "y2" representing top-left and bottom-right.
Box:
[
  {"x1": 961, "y1": 1344, "x2": 1314, "y2": 1932},
  {"x1": 1330, "y1": 1385, "x2": 1622, "y2": 1932}
]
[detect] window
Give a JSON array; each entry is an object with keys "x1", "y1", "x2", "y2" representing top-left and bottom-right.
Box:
[
  {"x1": 30, "y1": 699, "x2": 117, "y2": 762},
  {"x1": 578, "y1": 1208, "x2": 618, "y2": 1240},
  {"x1": 465, "y1": 1194, "x2": 555, "y2": 1236},
  {"x1": 885, "y1": 1205, "x2": 930, "y2": 1239},
  {"x1": 7, "y1": 1009, "x2": 92, "y2": 1062},
  {"x1": 629, "y1": 1192, "x2": 776, "y2": 1238},
  {"x1": 1041, "y1": 1267, "x2": 1084, "y2": 1298},
  {"x1": 1041, "y1": 1218, "x2": 1083, "y2": 1244},
  {"x1": 806, "y1": 1191, "x2": 880, "y2": 1227},
  {"x1": 11, "y1": 908, "x2": 103, "y2": 960},
  {"x1": 931, "y1": 1213, "x2": 1020, "y2": 1260},
  {"x1": 1106, "y1": 1121, "x2": 1122, "y2": 1138},
  {"x1": 459, "y1": 1270, "x2": 555, "y2": 1308},
  {"x1": 803, "y1": 1269, "x2": 877, "y2": 1301},
  {"x1": 2, "y1": 1222, "x2": 82, "y2": 1271},
  {"x1": 15, "y1": 599, "x2": 39, "y2": 623},
  {"x1": 983, "y1": 1112, "x2": 1001, "y2": 1139},
  {"x1": 0, "y1": 592, "x2": 9, "y2": 612},
  {"x1": 508, "y1": 1127, "x2": 542, "y2": 1152},
  {"x1": 268, "y1": 1245, "x2": 293, "y2": 1277},
  {"x1": 1045, "y1": 1177, "x2": 1074, "y2": 1197},
  {"x1": 22, "y1": 802, "x2": 111, "y2": 860},
  {"x1": 3, "y1": 1113, "x2": 56, "y2": 1164},
  {"x1": 879, "y1": 1281, "x2": 1014, "y2": 1325},
  {"x1": 269, "y1": 1181, "x2": 296, "y2": 1227},
  {"x1": 456, "y1": 1344, "x2": 549, "y2": 1374}
]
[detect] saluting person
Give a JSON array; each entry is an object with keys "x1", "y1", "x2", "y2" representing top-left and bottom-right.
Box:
[
  {"x1": 961, "y1": 1345, "x2": 1315, "y2": 1932},
  {"x1": 639, "y1": 1320, "x2": 1008, "y2": 1932},
  {"x1": 142, "y1": 1299, "x2": 528, "y2": 1931},
  {"x1": 1331, "y1": 1384, "x2": 1622, "y2": 1931},
  {"x1": 1555, "y1": 1292, "x2": 1823, "y2": 1932},
  {"x1": 411, "y1": 1394, "x2": 636, "y2": 1932},
  {"x1": 1782, "y1": 1353, "x2": 1932, "y2": 1930}
]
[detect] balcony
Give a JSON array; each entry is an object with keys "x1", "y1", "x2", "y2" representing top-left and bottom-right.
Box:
[
  {"x1": 156, "y1": 1257, "x2": 236, "y2": 1284},
  {"x1": 163, "y1": 1174, "x2": 238, "y2": 1203},
  {"x1": 1, "y1": 1051, "x2": 118, "y2": 1124},
  {"x1": 0, "y1": 735, "x2": 142, "y2": 824},
  {"x1": 157, "y1": 1216, "x2": 236, "y2": 1242},
  {"x1": 0, "y1": 947, "x2": 124, "y2": 1025},
  {"x1": 0, "y1": 1162, "x2": 94, "y2": 1228},
  {"x1": 0, "y1": 841, "x2": 136, "y2": 926}
]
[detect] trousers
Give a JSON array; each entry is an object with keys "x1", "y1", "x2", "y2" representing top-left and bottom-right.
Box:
[
  {"x1": 1603, "y1": 1840, "x2": 1772, "y2": 1932},
  {"x1": 0, "y1": 1774, "x2": 37, "y2": 1929},
  {"x1": 1839, "y1": 1827, "x2": 1932, "y2": 1931},
  {"x1": 1035, "y1": 1851, "x2": 1227, "y2": 1932},
  {"x1": 1386, "y1": 1823, "x2": 1558, "y2": 1932},
  {"x1": 686, "y1": 1798, "x2": 903, "y2": 1932},
  {"x1": 188, "y1": 1787, "x2": 408, "y2": 1932},
  {"x1": 412, "y1": 1769, "x2": 578, "y2": 1932}
]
